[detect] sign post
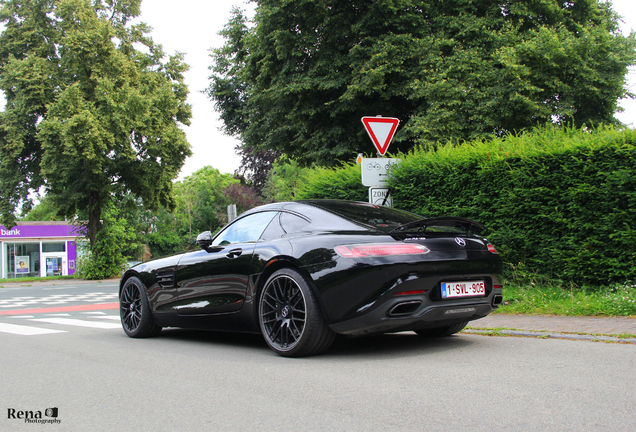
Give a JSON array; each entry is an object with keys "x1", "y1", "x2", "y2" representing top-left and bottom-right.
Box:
[
  {"x1": 361, "y1": 116, "x2": 400, "y2": 156},
  {"x1": 361, "y1": 116, "x2": 401, "y2": 207},
  {"x1": 361, "y1": 157, "x2": 401, "y2": 187},
  {"x1": 369, "y1": 187, "x2": 393, "y2": 207}
]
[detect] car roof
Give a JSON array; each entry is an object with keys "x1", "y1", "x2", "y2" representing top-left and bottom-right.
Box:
[{"x1": 241, "y1": 200, "x2": 422, "y2": 232}]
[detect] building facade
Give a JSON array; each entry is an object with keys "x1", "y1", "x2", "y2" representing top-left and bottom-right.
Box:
[{"x1": 0, "y1": 222, "x2": 79, "y2": 279}]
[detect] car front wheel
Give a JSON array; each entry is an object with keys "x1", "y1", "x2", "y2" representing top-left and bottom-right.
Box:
[
  {"x1": 120, "y1": 276, "x2": 162, "y2": 338},
  {"x1": 258, "y1": 268, "x2": 335, "y2": 357}
]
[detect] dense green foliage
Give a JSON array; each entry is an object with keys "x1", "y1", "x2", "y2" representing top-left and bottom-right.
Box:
[
  {"x1": 262, "y1": 156, "x2": 310, "y2": 202},
  {"x1": 20, "y1": 195, "x2": 64, "y2": 221},
  {"x1": 295, "y1": 163, "x2": 367, "y2": 201},
  {"x1": 173, "y1": 167, "x2": 240, "y2": 238},
  {"x1": 75, "y1": 203, "x2": 140, "y2": 279},
  {"x1": 209, "y1": 0, "x2": 635, "y2": 167},
  {"x1": 0, "y1": 0, "x2": 192, "y2": 249},
  {"x1": 388, "y1": 126, "x2": 635, "y2": 286}
]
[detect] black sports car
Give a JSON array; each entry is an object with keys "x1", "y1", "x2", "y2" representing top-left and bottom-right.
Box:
[{"x1": 120, "y1": 200, "x2": 503, "y2": 357}]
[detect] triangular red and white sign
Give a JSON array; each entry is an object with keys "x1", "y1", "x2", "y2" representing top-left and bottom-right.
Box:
[{"x1": 361, "y1": 116, "x2": 400, "y2": 156}]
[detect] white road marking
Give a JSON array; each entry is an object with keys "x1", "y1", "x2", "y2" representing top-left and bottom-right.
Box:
[
  {"x1": 42, "y1": 286, "x2": 78, "y2": 290},
  {"x1": 0, "y1": 323, "x2": 67, "y2": 335},
  {"x1": 93, "y1": 316, "x2": 121, "y2": 321},
  {"x1": 0, "y1": 292, "x2": 119, "y2": 308},
  {"x1": 30, "y1": 318, "x2": 121, "y2": 329}
]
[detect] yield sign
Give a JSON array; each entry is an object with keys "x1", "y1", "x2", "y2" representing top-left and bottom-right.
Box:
[{"x1": 361, "y1": 116, "x2": 400, "y2": 156}]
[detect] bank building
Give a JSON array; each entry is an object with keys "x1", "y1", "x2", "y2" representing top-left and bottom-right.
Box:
[{"x1": 0, "y1": 222, "x2": 79, "y2": 278}]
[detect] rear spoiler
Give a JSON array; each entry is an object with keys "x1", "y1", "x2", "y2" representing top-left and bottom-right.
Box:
[{"x1": 390, "y1": 217, "x2": 486, "y2": 235}]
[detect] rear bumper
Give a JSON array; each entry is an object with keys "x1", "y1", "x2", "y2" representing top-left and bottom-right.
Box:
[{"x1": 329, "y1": 289, "x2": 503, "y2": 336}]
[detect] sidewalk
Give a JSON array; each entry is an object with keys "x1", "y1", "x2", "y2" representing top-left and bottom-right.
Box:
[{"x1": 466, "y1": 314, "x2": 636, "y2": 344}]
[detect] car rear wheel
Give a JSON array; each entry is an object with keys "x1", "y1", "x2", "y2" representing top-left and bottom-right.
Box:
[
  {"x1": 120, "y1": 276, "x2": 162, "y2": 338},
  {"x1": 259, "y1": 268, "x2": 335, "y2": 357},
  {"x1": 415, "y1": 321, "x2": 468, "y2": 338}
]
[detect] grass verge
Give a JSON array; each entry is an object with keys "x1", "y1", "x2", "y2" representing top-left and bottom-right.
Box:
[
  {"x1": 0, "y1": 275, "x2": 78, "y2": 285},
  {"x1": 494, "y1": 280, "x2": 636, "y2": 316}
]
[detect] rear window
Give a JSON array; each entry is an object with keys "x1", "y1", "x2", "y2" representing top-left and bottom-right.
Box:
[{"x1": 306, "y1": 201, "x2": 422, "y2": 229}]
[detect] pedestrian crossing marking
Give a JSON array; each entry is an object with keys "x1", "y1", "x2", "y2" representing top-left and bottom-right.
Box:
[
  {"x1": 30, "y1": 317, "x2": 121, "y2": 329},
  {"x1": 0, "y1": 292, "x2": 118, "y2": 308},
  {"x1": 0, "y1": 323, "x2": 67, "y2": 335}
]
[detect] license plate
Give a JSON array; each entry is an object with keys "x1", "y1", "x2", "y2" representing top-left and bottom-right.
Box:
[{"x1": 441, "y1": 280, "x2": 485, "y2": 299}]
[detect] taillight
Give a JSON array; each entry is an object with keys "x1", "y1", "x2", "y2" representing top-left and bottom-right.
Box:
[
  {"x1": 487, "y1": 243, "x2": 498, "y2": 254},
  {"x1": 395, "y1": 289, "x2": 427, "y2": 296},
  {"x1": 335, "y1": 243, "x2": 430, "y2": 258}
]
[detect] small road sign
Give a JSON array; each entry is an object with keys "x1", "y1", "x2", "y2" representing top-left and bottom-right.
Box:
[
  {"x1": 361, "y1": 116, "x2": 400, "y2": 156},
  {"x1": 361, "y1": 157, "x2": 401, "y2": 187},
  {"x1": 369, "y1": 187, "x2": 393, "y2": 207}
]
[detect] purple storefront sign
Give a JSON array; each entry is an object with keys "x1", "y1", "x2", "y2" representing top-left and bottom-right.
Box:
[
  {"x1": 0, "y1": 225, "x2": 78, "y2": 238},
  {"x1": 67, "y1": 241, "x2": 77, "y2": 276}
]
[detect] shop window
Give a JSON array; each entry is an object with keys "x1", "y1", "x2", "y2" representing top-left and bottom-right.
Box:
[
  {"x1": 6, "y1": 243, "x2": 40, "y2": 278},
  {"x1": 42, "y1": 242, "x2": 66, "y2": 253}
]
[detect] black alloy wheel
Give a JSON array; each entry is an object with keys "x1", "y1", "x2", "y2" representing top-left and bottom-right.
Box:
[
  {"x1": 259, "y1": 268, "x2": 335, "y2": 357},
  {"x1": 120, "y1": 276, "x2": 162, "y2": 338},
  {"x1": 415, "y1": 321, "x2": 468, "y2": 338}
]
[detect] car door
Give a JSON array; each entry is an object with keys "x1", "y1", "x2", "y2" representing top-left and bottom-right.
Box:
[{"x1": 173, "y1": 211, "x2": 278, "y2": 315}]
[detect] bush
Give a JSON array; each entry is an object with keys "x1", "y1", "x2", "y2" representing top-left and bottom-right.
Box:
[
  {"x1": 296, "y1": 162, "x2": 368, "y2": 201},
  {"x1": 75, "y1": 205, "x2": 140, "y2": 279}
]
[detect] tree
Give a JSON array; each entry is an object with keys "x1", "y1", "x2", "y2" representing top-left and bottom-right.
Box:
[
  {"x1": 208, "y1": 0, "x2": 636, "y2": 166},
  {"x1": 234, "y1": 145, "x2": 280, "y2": 196},
  {"x1": 75, "y1": 201, "x2": 140, "y2": 279},
  {"x1": 262, "y1": 156, "x2": 310, "y2": 202},
  {"x1": 223, "y1": 181, "x2": 262, "y2": 213},
  {"x1": 20, "y1": 195, "x2": 64, "y2": 221},
  {"x1": 173, "y1": 166, "x2": 238, "y2": 237},
  {"x1": 0, "y1": 0, "x2": 192, "y2": 248}
]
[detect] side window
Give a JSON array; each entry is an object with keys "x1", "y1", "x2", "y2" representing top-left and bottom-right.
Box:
[
  {"x1": 280, "y1": 212, "x2": 311, "y2": 234},
  {"x1": 260, "y1": 213, "x2": 285, "y2": 241},
  {"x1": 212, "y1": 212, "x2": 277, "y2": 246}
]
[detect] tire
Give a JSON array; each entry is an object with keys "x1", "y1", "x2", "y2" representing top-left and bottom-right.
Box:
[
  {"x1": 258, "y1": 268, "x2": 336, "y2": 357},
  {"x1": 120, "y1": 276, "x2": 162, "y2": 338},
  {"x1": 415, "y1": 321, "x2": 468, "y2": 338}
]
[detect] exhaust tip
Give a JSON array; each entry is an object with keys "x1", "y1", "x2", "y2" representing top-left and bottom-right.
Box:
[
  {"x1": 387, "y1": 301, "x2": 421, "y2": 317},
  {"x1": 492, "y1": 295, "x2": 503, "y2": 307}
]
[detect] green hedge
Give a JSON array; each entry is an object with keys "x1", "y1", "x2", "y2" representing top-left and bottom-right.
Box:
[
  {"x1": 296, "y1": 163, "x2": 367, "y2": 201},
  {"x1": 389, "y1": 126, "x2": 636, "y2": 286}
]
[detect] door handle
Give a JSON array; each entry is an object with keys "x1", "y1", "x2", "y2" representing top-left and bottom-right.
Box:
[{"x1": 226, "y1": 248, "x2": 243, "y2": 258}]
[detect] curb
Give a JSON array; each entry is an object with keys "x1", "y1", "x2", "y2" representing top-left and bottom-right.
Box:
[
  {"x1": 463, "y1": 328, "x2": 636, "y2": 344},
  {"x1": 0, "y1": 278, "x2": 120, "y2": 288}
]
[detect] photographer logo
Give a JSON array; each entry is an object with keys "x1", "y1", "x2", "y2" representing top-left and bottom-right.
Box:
[{"x1": 7, "y1": 407, "x2": 61, "y2": 424}]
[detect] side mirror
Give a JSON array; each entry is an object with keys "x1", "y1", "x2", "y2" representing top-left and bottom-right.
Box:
[{"x1": 196, "y1": 231, "x2": 213, "y2": 249}]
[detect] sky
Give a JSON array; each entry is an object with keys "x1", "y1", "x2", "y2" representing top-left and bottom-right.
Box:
[{"x1": 0, "y1": 0, "x2": 634, "y2": 180}]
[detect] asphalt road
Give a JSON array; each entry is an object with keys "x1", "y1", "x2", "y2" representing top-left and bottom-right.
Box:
[{"x1": 1, "y1": 281, "x2": 635, "y2": 431}]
